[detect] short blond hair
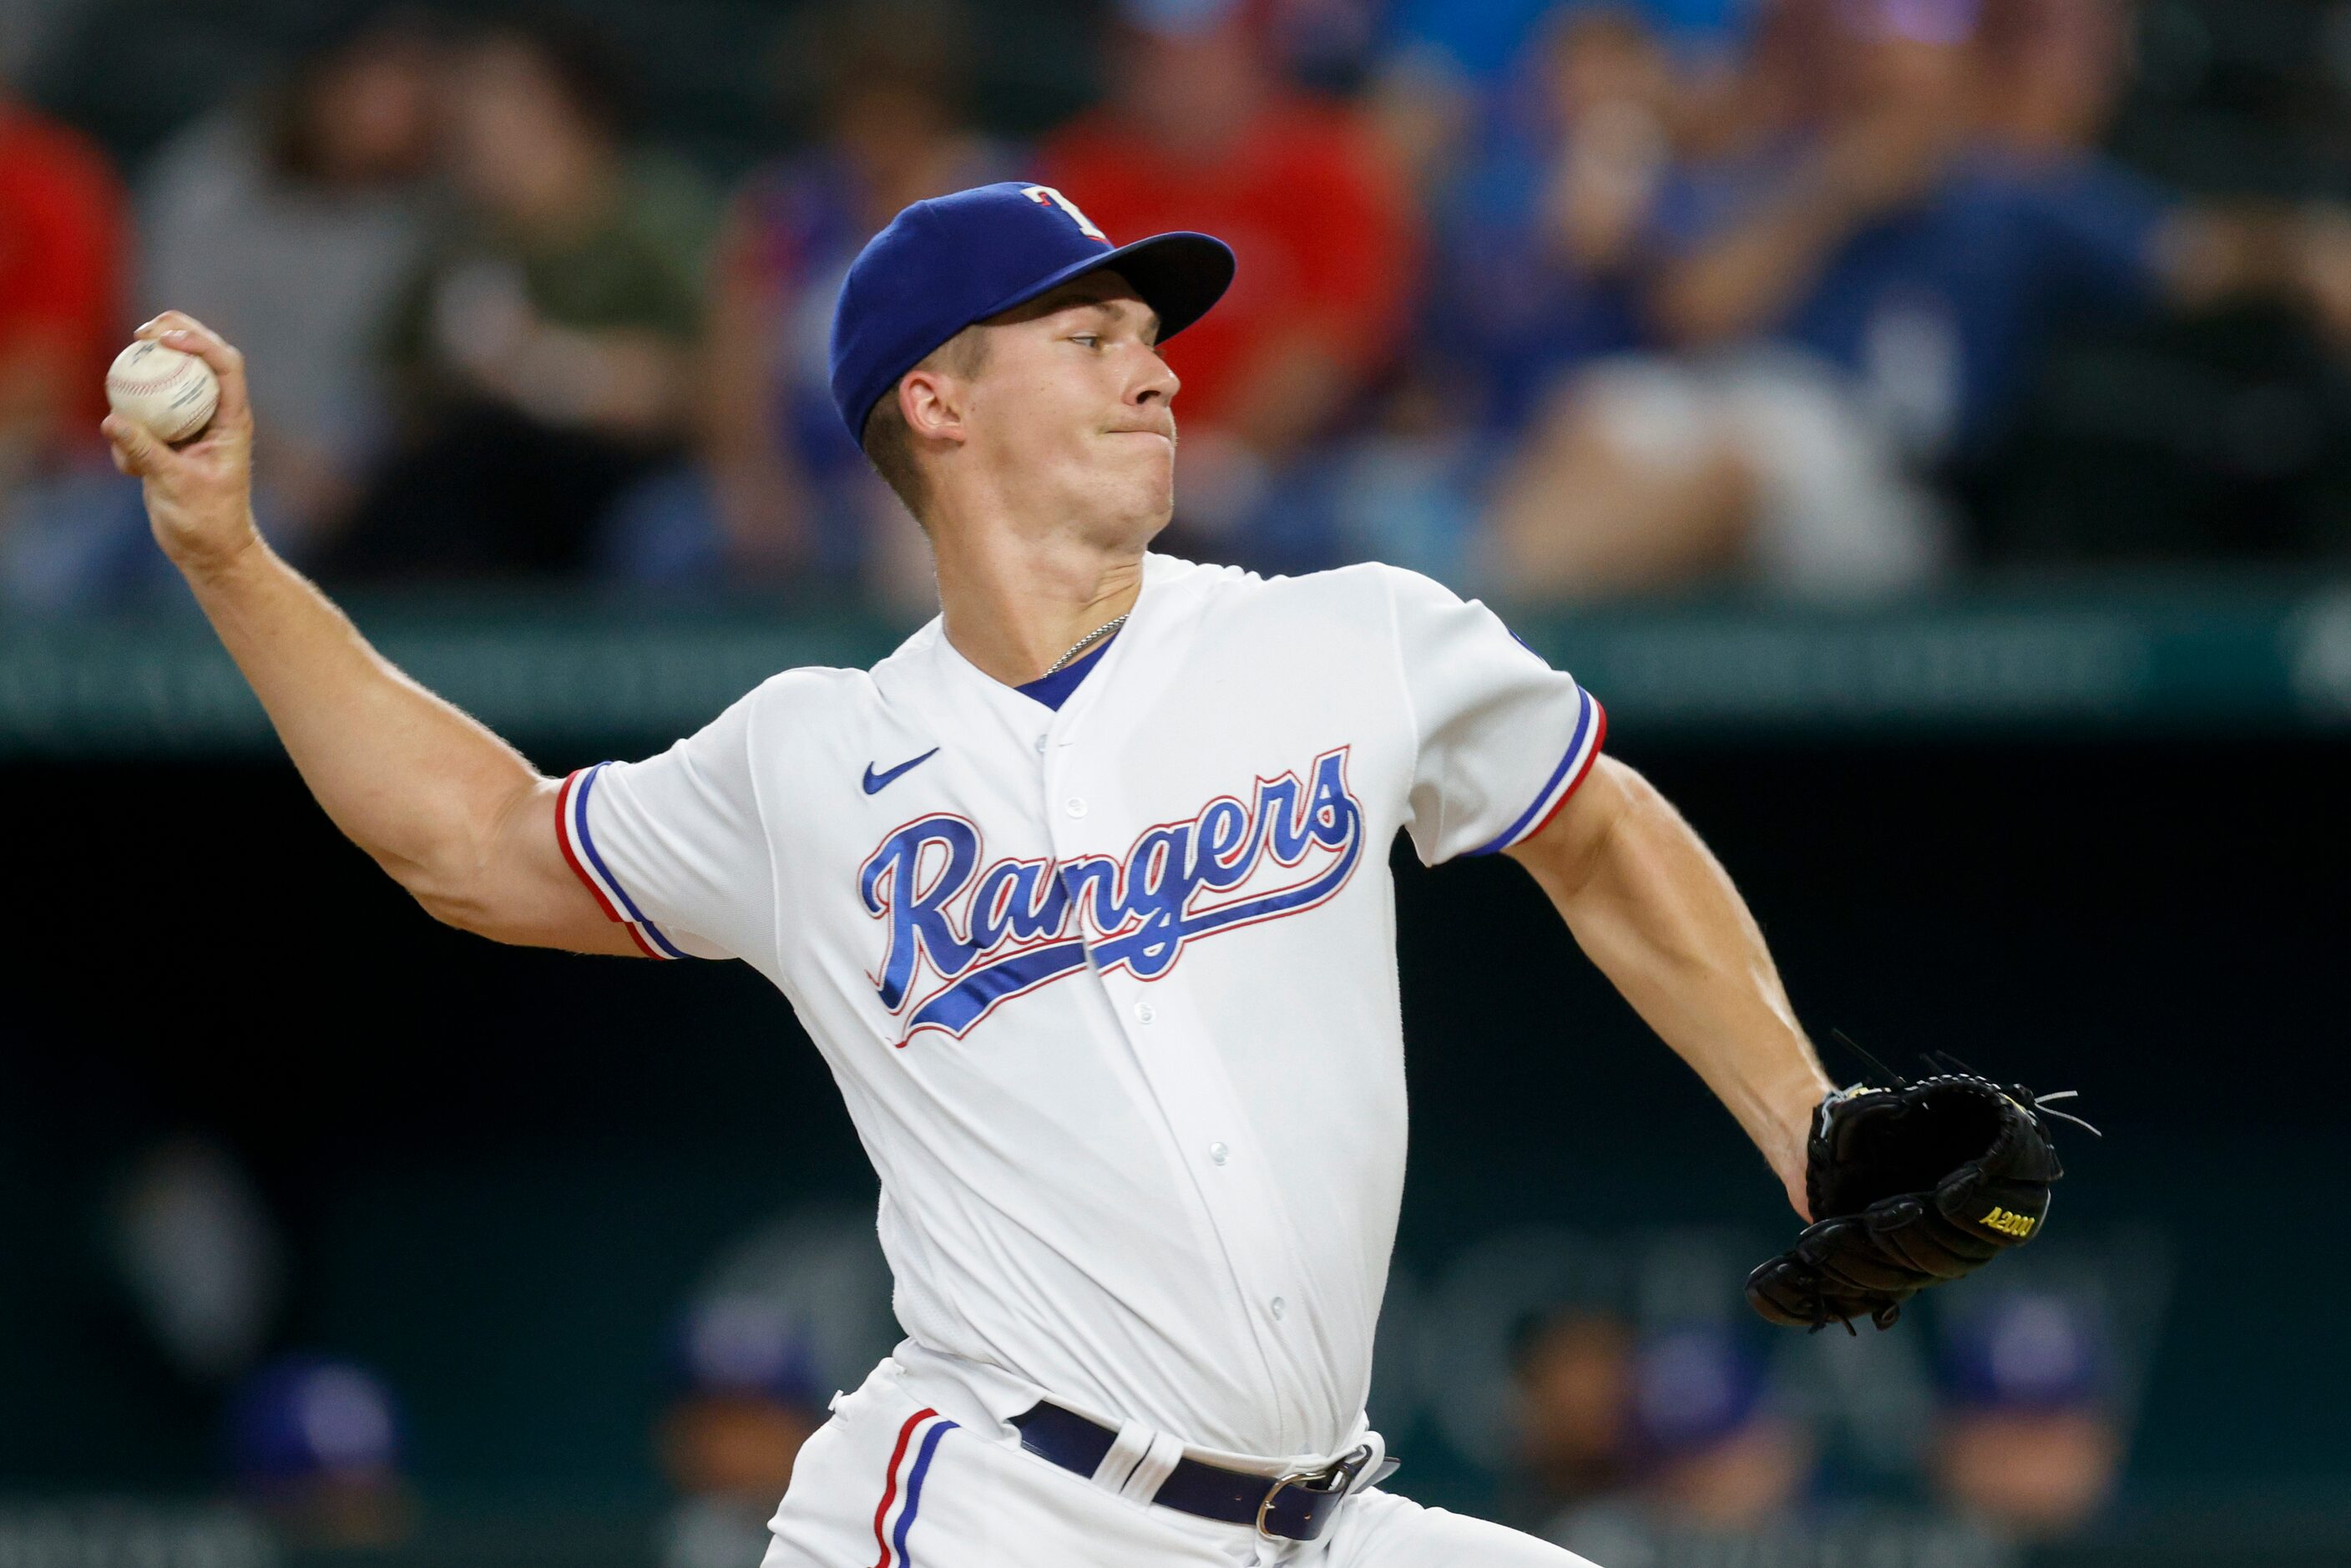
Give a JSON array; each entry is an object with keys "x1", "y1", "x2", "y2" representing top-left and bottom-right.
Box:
[{"x1": 859, "y1": 326, "x2": 991, "y2": 526}]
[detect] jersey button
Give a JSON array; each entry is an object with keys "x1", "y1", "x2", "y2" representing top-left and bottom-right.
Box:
[
  {"x1": 1034, "y1": 735, "x2": 1048, "y2": 753},
  {"x1": 1208, "y1": 1142, "x2": 1228, "y2": 1165},
  {"x1": 1134, "y1": 1001, "x2": 1155, "y2": 1024},
  {"x1": 1269, "y1": 1297, "x2": 1287, "y2": 1321},
  {"x1": 1064, "y1": 797, "x2": 1088, "y2": 818}
]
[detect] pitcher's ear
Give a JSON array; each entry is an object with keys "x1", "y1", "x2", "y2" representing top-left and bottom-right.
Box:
[{"x1": 900, "y1": 367, "x2": 968, "y2": 447}]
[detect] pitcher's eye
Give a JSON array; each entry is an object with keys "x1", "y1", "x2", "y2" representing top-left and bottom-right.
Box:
[{"x1": 1071, "y1": 334, "x2": 1100, "y2": 348}]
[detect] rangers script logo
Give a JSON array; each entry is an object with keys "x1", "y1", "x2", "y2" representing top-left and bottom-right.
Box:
[{"x1": 861, "y1": 748, "x2": 1363, "y2": 1043}]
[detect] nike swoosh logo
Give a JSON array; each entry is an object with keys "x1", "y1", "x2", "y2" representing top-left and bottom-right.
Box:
[{"x1": 862, "y1": 747, "x2": 941, "y2": 795}]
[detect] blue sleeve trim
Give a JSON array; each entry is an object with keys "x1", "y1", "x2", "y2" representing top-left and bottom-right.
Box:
[
  {"x1": 1466, "y1": 686, "x2": 1599, "y2": 857},
  {"x1": 574, "y1": 764, "x2": 690, "y2": 959}
]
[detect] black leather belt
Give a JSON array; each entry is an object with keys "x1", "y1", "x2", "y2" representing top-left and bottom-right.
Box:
[{"x1": 1009, "y1": 1402, "x2": 1384, "y2": 1541}]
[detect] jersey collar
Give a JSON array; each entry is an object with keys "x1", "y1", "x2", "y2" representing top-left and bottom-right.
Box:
[
  {"x1": 1014, "y1": 635, "x2": 1118, "y2": 711},
  {"x1": 918, "y1": 553, "x2": 1181, "y2": 730}
]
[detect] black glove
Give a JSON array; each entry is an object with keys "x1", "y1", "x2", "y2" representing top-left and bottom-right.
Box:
[{"x1": 1745, "y1": 1073, "x2": 2077, "y2": 1333}]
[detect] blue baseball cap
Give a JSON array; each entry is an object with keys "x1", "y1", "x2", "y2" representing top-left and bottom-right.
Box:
[
  {"x1": 670, "y1": 1297, "x2": 827, "y2": 1409},
  {"x1": 1630, "y1": 1324, "x2": 1767, "y2": 1461},
  {"x1": 829, "y1": 180, "x2": 1236, "y2": 444},
  {"x1": 1938, "y1": 1291, "x2": 2107, "y2": 1413},
  {"x1": 225, "y1": 1354, "x2": 403, "y2": 1489}
]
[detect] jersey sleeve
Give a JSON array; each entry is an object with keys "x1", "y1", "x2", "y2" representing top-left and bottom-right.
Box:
[
  {"x1": 554, "y1": 690, "x2": 772, "y2": 963},
  {"x1": 1382, "y1": 567, "x2": 1607, "y2": 865}
]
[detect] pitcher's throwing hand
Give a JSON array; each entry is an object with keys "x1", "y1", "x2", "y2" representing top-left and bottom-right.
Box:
[{"x1": 104, "y1": 312, "x2": 261, "y2": 577}]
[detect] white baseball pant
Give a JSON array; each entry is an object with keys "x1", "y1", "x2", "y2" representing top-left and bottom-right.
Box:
[{"x1": 762, "y1": 1351, "x2": 1600, "y2": 1568}]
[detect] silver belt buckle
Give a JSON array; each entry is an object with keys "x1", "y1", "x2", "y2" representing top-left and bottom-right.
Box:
[{"x1": 1253, "y1": 1444, "x2": 1371, "y2": 1540}]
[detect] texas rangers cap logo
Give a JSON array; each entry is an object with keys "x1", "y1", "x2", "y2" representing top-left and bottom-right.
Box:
[{"x1": 1021, "y1": 185, "x2": 1109, "y2": 243}]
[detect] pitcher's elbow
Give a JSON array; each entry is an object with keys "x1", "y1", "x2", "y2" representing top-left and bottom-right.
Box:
[{"x1": 392, "y1": 855, "x2": 519, "y2": 944}]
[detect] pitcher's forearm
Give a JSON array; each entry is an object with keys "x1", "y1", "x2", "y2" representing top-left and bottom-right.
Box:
[
  {"x1": 1580, "y1": 888, "x2": 1833, "y2": 1185},
  {"x1": 181, "y1": 537, "x2": 543, "y2": 889},
  {"x1": 1513, "y1": 759, "x2": 1831, "y2": 1201},
  {"x1": 1560, "y1": 797, "x2": 1829, "y2": 1171},
  {"x1": 109, "y1": 311, "x2": 618, "y2": 952}
]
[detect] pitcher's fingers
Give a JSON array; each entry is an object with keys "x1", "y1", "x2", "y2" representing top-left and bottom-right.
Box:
[
  {"x1": 135, "y1": 310, "x2": 217, "y2": 341},
  {"x1": 104, "y1": 414, "x2": 174, "y2": 478},
  {"x1": 153, "y1": 324, "x2": 250, "y2": 427},
  {"x1": 134, "y1": 313, "x2": 252, "y2": 427}
]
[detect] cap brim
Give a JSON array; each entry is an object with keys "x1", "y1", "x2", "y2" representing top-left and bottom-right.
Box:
[{"x1": 976, "y1": 230, "x2": 1236, "y2": 345}]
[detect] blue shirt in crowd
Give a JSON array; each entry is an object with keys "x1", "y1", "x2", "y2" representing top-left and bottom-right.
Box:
[
  {"x1": 1388, "y1": 0, "x2": 1749, "y2": 82},
  {"x1": 1652, "y1": 148, "x2": 2177, "y2": 455},
  {"x1": 1426, "y1": 129, "x2": 1651, "y2": 433}
]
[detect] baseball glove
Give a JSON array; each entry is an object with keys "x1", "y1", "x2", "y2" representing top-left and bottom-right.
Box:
[{"x1": 1746, "y1": 1072, "x2": 2085, "y2": 1333}]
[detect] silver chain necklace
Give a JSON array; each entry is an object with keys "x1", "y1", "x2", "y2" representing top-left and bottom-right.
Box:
[{"x1": 1044, "y1": 614, "x2": 1129, "y2": 675}]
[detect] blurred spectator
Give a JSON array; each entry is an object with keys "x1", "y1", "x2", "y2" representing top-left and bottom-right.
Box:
[
  {"x1": 139, "y1": 8, "x2": 442, "y2": 551},
  {"x1": 1042, "y1": 0, "x2": 1420, "y2": 563},
  {"x1": 654, "y1": 1206, "x2": 899, "y2": 1568},
  {"x1": 1487, "y1": 0, "x2": 1969, "y2": 597},
  {"x1": 1385, "y1": 0, "x2": 1749, "y2": 93},
  {"x1": 1485, "y1": 0, "x2": 2351, "y2": 598},
  {"x1": 656, "y1": 1298, "x2": 832, "y2": 1568},
  {"x1": 1931, "y1": 1291, "x2": 2121, "y2": 1537},
  {"x1": 1545, "y1": 1323, "x2": 1812, "y2": 1560},
  {"x1": 1428, "y1": 8, "x2": 1673, "y2": 438},
  {"x1": 1505, "y1": 1308, "x2": 1635, "y2": 1525},
  {"x1": 1263, "y1": 0, "x2": 1387, "y2": 94},
  {"x1": 109, "y1": 1136, "x2": 286, "y2": 1387},
  {"x1": 326, "y1": 16, "x2": 713, "y2": 583},
  {"x1": 1627, "y1": 1323, "x2": 1810, "y2": 1527},
  {"x1": 635, "y1": 0, "x2": 1012, "y2": 596},
  {"x1": 1974, "y1": 0, "x2": 2351, "y2": 355},
  {"x1": 1322, "y1": 5, "x2": 1707, "y2": 584},
  {"x1": 1363, "y1": 0, "x2": 1767, "y2": 216},
  {"x1": 225, "y1": 1353, "x2": 412, "y2": 1548},
  {"x1": 1369, "y1": 0, "x2": 1752, "y2": 199},
  {"x1": 0, "y1": 74, "x2": 128, "y2": 594},
  {"x1": 1974, "y1": 0, "x2": 2131, "y2": 159}
]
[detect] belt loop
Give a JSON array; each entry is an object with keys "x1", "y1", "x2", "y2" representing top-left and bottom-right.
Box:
[
  {"x1": 1090, "y1": 1419, "x2": 1155, "y2": 1492},
  {"x1": 1117, "y1": 1430, "x2": 1188, "y2": 1505}
]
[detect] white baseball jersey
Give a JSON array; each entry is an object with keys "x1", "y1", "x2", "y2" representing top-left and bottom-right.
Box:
[{"x1": 556, "y1": 553, "x2": 1605, "y2": 1466}]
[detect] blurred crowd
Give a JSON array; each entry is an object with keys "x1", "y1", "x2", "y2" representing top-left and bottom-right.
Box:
[
  {"x1": 1504, "y1": 1295, "x2": 2122, "y2": 1566},
  {"x1": 646, "y1": 1269, "x2": 2131, "y2": 1568},
  {"x1": 94, "y1": 1140, "x2": 2141, "y2": 1565},
  {"x1": 5, "y1": 0, "x2": 2351, "y2": 610}
]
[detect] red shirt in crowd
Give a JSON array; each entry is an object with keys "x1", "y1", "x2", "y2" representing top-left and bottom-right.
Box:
[
  {"x1": 0, "y1": 101, "x2": 129, "y2": 450},
  {"x1": 1042, "y1": 96, "x2": 1418, "y2": 434}
]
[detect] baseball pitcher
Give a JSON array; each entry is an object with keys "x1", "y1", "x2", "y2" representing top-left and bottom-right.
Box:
[{"x1": 109, "y1": 182, "x2": 2063, "y2": 1566}]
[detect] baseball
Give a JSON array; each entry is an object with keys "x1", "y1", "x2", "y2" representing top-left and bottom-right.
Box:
[{"x1": 106, "y1": 340, "x2": 220, "y2": 444}]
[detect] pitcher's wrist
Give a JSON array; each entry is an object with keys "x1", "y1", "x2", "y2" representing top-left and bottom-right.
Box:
[
  {"x1": 169, "y1": 514, "x2": 267, "y2": 585},
  {"x1": 1764, "y1": 1070, "x2": 1831, "y2": 1167}
]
